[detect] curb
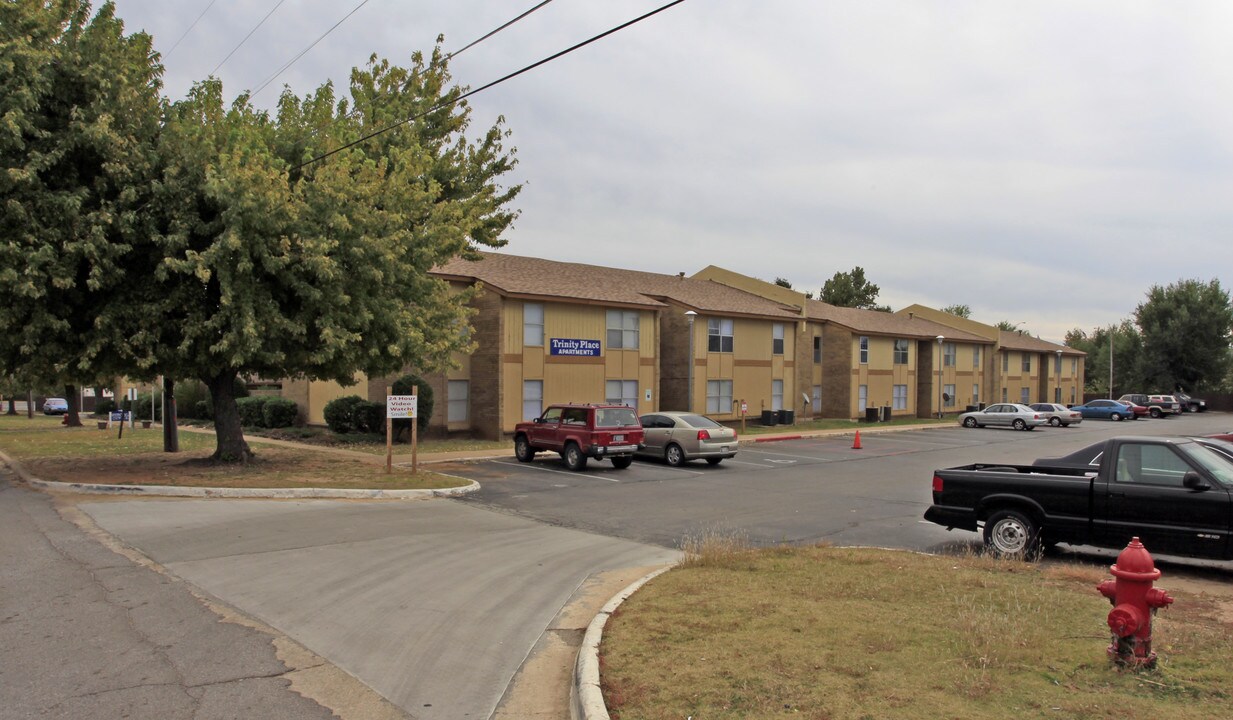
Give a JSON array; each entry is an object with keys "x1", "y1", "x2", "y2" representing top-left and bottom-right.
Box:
[
  {"x1": 572, "y1": 565, "x2": 675, "y2": 720},
  {"x1": 0, "y1": 449, "x2": 480, "y2": 500}
]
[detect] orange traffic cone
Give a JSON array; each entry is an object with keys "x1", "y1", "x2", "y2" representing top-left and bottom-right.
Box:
[{"x1": 852, "y1": 430, "x2": 862, "y2": 450}]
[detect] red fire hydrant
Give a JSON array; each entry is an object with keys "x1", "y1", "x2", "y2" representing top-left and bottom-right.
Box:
[{"x1": 1096, "y1": 537, "x2": 1173, "y2": 669}]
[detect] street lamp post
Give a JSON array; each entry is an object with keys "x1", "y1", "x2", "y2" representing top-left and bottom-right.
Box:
[
  {"x1": 1055, "y1": 349, "x2": 1063, "y2": 404},
  {"x1": 685, "y1": 311, "x2": 697, "y2": 412},
  {"x1": 936, "y1": 335, "x2": 945, "y2": 419}
]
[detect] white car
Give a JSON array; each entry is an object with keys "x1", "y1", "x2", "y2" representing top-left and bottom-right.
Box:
[
  {"x1": 1028, "y1": 403, "x2": 1084, "y2": 427},
  {"x1": 958, "y1": 403, "x2": 1046, "y2": 431}
]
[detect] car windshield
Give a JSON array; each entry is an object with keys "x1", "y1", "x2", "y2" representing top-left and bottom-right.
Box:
[
  {"x1": 596, "y1": 407, "x2": 639, "y2": 427},
  {"x1": 679, "y1": 414, "x2": 721, "y2": 428}
]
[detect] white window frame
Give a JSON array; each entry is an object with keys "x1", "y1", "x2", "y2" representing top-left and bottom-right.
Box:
[
  {"x1": 1020, "y1": 387, "x2": 1030, "y2": 404},
  {"x1": 606, "y1": 310, "x2": 639, "y2": 350},
  {"x1": 943, "y1": 342, "x2": 956, "y2": 367},
  {"x1": 1001, "y1": 387, "x2": 1008, "y2": 403},
  {"x1": 1002, "y1": 353, "x2": 1009, "y2": 372},
  {"x1": 892, "y1": 384, "x2": 907, "y2": 410},
  {"x1": 973, "y1": 346, "x2": 981, "y2": 368},
  {"x1": 605, "y1": 379, "x2": 638, "y2": 408},
  {"x1": 447, "y1": 380, "x2": 469, "y2": 423},
  {"x1": 893, "y1": 339, "x2": 909, "y2": 365},
  {"x1": 813, "y1": 336, "x2": 822, "y2": 363},
  {"x1": 522, "y1": 380, "x2": 543, "y2": 421},
  {"x1": 1022, "y1": 354, "x2": 1031, "y2": 372},
  {"x1": 858, "y1": 384, "x2": 868, "y2": 413},
  {"x1": 1055, "y1": 387, "x2": 1062, "y2": 403},
  {"x1": 944, "y1": 384, "x2": 956, "y2": 408},
  {"x1": 859, "y1": 336, "x2": 869, "y2": 364},
  {"x1": 707, "y1": 318, "x2": 734, "y2": 353},
  {"x1": 771, "y1": 380, "x2": 784, "y2": 411},
  {"x1": 706, "y1": 379, "x2": 733, "y2": 414},
  {"x1": 812, "y1": 385, "x2": 821, "y2": 413},
  {"x1": 523, "y1": 303, "x2": 544, "y2": 347},
  {"x1": 972, "y1": 383, "x2": 980, "y2": 405},
  {"x1": 772, "y1": 324, "x2": 785, "y2": 355}
]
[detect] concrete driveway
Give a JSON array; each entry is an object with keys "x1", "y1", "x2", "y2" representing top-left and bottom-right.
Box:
[{"x1": 80, "y1": 498, "x2": 679, "y2": 720}]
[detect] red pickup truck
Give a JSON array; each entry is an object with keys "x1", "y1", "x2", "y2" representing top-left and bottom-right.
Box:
[{"x1": 514, "y1": 403, "x2": 645, "y2": 471}]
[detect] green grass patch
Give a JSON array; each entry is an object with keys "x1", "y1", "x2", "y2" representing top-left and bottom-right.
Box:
[{"x1": 602, "y1": 543, "x2": 1232, "y2": 720}]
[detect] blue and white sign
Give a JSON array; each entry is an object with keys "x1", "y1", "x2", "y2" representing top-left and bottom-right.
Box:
[
  {"x1": 109, "y1": 411, "x2": 131, "y2": 422},
  {"x1": 549, "y1": 338, "x2": 601, "y2": 357}
]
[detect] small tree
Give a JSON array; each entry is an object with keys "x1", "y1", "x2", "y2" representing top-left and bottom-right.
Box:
[
  {"x1": 941, "y1": 304, "x2": 972, "y2": 319},
  {"x1": 819, "y1": 267, "x2": 886, "y2": 310}
]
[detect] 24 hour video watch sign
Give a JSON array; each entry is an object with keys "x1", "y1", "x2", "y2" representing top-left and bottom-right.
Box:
[{"x1": 549, "y1": 338, "x2": 601, "y2": 356}]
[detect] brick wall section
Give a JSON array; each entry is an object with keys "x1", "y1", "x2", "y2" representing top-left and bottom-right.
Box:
[
  {"x1": 794, "y1": 320, "x2": 814, "y2": 418},
  {"x1": 659, "y1": 306, "x2": 691, "y2": 411},
  {"x1": 916, "y1": 339, "x2": 935, "y2": 418},
  {"x1": 820, "y1": 325, "x2": 851, "y2": 417},
  {"x1": 469, "y1": 287, "x2": 504, "y2": 440}
]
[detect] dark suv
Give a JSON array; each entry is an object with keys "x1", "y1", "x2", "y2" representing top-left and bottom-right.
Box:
[{"x1": 514, "y1": 403, "x2": 645, "y2": 471}]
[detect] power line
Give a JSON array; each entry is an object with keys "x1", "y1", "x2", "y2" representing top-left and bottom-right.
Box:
[
  {"x1": 164, "y1": 0, "x2": 219, "y2": 59},
  {"x1": 447, "y1": 0, "x2": 556, "y2": 60},
  {"x1": 251, "y1": 0, "x2": 375, "y2": 98},
  {"x1": 211, "y1": 0, "x2": 289, "y2": 76},
  {"x1": 294, "y1": 0, "x2": 688, "y2": 171}
]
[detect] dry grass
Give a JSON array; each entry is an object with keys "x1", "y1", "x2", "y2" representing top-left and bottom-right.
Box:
[
  {"x1": 601, "y1": 542, "x2": 1233, "y2": 720},
  {"x1": 0, "y1": 415, "x2": 465, "y2": 490}
]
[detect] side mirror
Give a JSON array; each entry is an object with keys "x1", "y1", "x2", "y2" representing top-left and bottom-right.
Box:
[
  {"x1": 534, "y1": 417, "x2": 543, "y2": 424},
  {"x1": 1183, "y1": 471, "x2": 1210, "y2": 492}
]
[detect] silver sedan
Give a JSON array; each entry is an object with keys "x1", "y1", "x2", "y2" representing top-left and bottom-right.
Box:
[
  {"x1": 1028, "y1": 403, "x2": 1084, "y2": 427},
  {"x1": 637, "y1": 412, "x2": 739, "y2": 466},
  {"x1": 958, "y1": 403, "x2": 1047, "y2": 431}
]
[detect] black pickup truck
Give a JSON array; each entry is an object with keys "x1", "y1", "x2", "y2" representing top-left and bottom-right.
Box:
[{"x1": 923, "y1": 436, "x2": 1233, "y2": 560}]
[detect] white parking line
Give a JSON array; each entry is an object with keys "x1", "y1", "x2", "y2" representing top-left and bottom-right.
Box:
[
  {"x1": 492, "y1": 459, "x2": 621, "y2": 482},
  {"x1": 740, "y1": 448, "x2": 835, "y2": 463}
]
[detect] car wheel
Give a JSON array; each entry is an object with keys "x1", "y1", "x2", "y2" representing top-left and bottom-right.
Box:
[
  {"x1": 962, "y1": 417, "x2": 977, "y2": 428},
  {"x1": 665, "y1": 444, "x2": 685, "y2": 467},
  {"x1": 1149, "y1": 408, "x2": 1161, "y2": 419},
  {"x1": 1110, "y1": 412, "x2": 1123, "y2": 421},
  {"x1": 1012, "y1": 419, "x2": 1026, "y2": 431},
  {"x1": 1049, "y1": 417, "x2": 1061, "y2": 427},
  {"x1": 705, "y1": 458, "x2": 723, "y2": 466},
  {"x1": 984, "y1": 509, "x2": 1041, "y2": 559},
  {"x1": 611, "y1": 456, "x2": 633, "y2": 469},
  {"x1": 563, "y1": 443, "x2": 588, "y2": 471},
  {"x1": 514, "y1": 435, "x2": 535, "y2": 462}
]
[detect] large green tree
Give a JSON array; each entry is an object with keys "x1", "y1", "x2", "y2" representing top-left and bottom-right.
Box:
[
  {"x1": 1134, "y1": 279, "x2": 1233, "y2": 392},
  {"x1": 819, "y1": 267, "x2": 888, "y2": 311},
  {"x1": 125, "y1": 49, "x2": 520, "y2": 460},
  {"x1": 0, "y1": 1, "x2": 162, "y2": 426},
  {"x1": 1065, "y1": 321, "x2": 1143, "y2": 395}
]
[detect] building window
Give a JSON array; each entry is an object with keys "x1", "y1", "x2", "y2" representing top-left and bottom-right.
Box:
[
  {"x1": 707, "y1": 318, "x2": 734, "y2": 353},
  {"x1": 1054, "y1": 354, "x2": 1062, "y2": 374},
  {"x1": 522, "y1": 380, "x2": 543, "y2": 420},
  {"x1": 1002, "y1": 353, "x2": 1009, "y2": 372},
  {"x1": 858, "y1": 384, "x2": 868, "y2": 413},
  {"x1": 605, "y1": 380, "x2": 638, "y2": 408},
  {"x1": 1070, "y1": 386, "x2": 1076, "y2": 405},
  {"x1": 447, "y1": 380, "x2": 469, "y2": 422},
  {"x1": 973, "y1": 346, "x2": 981, "y2": 368},
  {"x1": 892, "y1": 384, "x2": 907, "y2": 410},
  {"x1": 1071, "y1": 357, "x2": 1078, "y2": 374},
  {"x1": 893, "y1": 339, "x2": 909, "y2": 365},
  {"x1": 813, "y1": 336, "x2": 822, "y2": 363},
  {"x1": 1001, "y1": 387, "x2": 1007, "y2": 403},
  {"x1": 772, "y1": 324, "x2": 785, "y2": 355},
  {"x1": 1020, "y1": 387, "x2": 1030, "y2": 404},
  {"x1": 606, "y1": 310, "x2": 639, "y2": 350},
  {"x1": 706, "y1": 380, "x2": 733, "y2": 414},
  {"x1": 1022, "y1": 354, "x2": 1031, "y2": 372},
  {"x1": 943, "y1": 343, "x2": 956, "y2": 367},
  {"x1": 944, "y1": 384, "x2": 956, "y2": 408},
  {"x1": 771, "y1": 380, "x2": 783, "y2": 411},
  {"x1": 859, "y1": 336, "x2": 869, "y2": 364},
  {"x1": 812, "y1": 385, "x2": 821, "y2": 413},
  {"x1": 972, "y1": 384, "x2": 980, "y2": 405},
  {"x1": 1055, "y1": 387, "x2": 1062, "y2": 403},
  {"x1": 524, "y1": 303, "x2": 544, "y2": 347}
]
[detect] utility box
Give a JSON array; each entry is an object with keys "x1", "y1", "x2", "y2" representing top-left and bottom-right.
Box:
[
  {"x1": 761, "y1": 410, "x2": 778, "y2": 426},
  {"x1": 864, "y1": 408, "x2": 879, "y2": 423},
  {"x1": 778, "y1": 409, "x2": 795, "y2": 425}
]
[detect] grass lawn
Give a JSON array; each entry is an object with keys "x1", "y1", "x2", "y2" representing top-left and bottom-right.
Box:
[
  {"x1": 0, "y1": 415, "x2": 465, "y2": 490},
  {"x1": 601, "y1": 542, "x2": 1232, "y2": 720}
]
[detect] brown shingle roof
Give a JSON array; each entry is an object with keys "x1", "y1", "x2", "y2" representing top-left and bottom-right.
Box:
[
  {"x1": 804, "y1": 299, "x2": 991, "y2": 343},
  {"x1": 998, "y1": 330, "x2": 1084, "y2": 355},
  {"x1": 433, "y1": 252, "x2": 800, "y2": 319}
]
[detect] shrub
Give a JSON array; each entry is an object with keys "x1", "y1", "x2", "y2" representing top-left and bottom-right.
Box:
[
  {"x1": 194, "y1": 400, "x2": 212, "y2": 420},
  {"x1": 262, "y1": 397, "x2": 299, "y2": 428},
  {"x1": 323, "y1": 395, "x2": 366, "y2": 434},
  {"x1": 236, "y1": 396, "x2": 269, "y2": 427},
  {"x1": 94, "y1": 399, "x2": 115, "y2": 416},
  {"x1": 391, "y1": 373, "x2": 434, "y2": 437},
  {"x1": 353, "y1": 400, "x2": 386, "y2": 434},
  {"x1": 174, "y1": 381, "x2": 210, "y2": 418},
  {"x1": 127, "y1": 392, "x2": 162, "y2": 421}
]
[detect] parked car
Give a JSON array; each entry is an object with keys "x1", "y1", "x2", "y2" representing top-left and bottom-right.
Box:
[
  {"x1": 1036, "y1": 437, "x2": 1233, "y2": 471},
  {"x1": 925, "y1": 436, "x2": 1233, "y2": 559},
  {"x1": 513, "y1": 403, "x2": 645, "y2": 471},
  {"x1": 637, "y1": 412, "x2": 738, "y2": 466},
  {"x1": 957, "y1": 403, "x2": 1046, "y2": 431},
  {"x1": 1071, "y1": 399, "x2": 1133, "y2": 421},
  {"x1": 1027, "y1": 403, "x2": 1083, "y2": 427},
  {"x1": 41, "y1": 397, "x2": 68, "y2": 415},
  {"x1": 1175, "y1": 391, "x2": 1207, "y2": 413},
  {"x1": 1115, "y1": 394, "x2": 1179, "y2": 418},
  {"x1": 1114, "y1": 399, "x2": 1149, "y2": 420}
]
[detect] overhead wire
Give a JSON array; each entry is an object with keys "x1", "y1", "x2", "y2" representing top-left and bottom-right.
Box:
[
  {"x1": 447, "y1": 0, "x2": 555, "y2": 60},
  {"x1": 210, "y1": 0, "x2": 289, "y2": 76},
  {"x1": 294, "y1": 0, "x2": 688, "y2": 170},
  {"x1": 250, "y1": 0, "x2": 375, "y2": 98},
  {"x1": 163, "y1": 0, "x2": 219, "y2": 59}
]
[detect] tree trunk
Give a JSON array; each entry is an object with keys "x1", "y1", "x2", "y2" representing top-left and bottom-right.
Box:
[
  {"x1": 5, "y1": 398, "x2": 15, "y2": 415},
  {"x1": 163, "y1": 377, "x2": 179, "y2": 453},
  {"x1": 207, "y1": 371, "x2": 251, "y2": 462},
  {"x1": 64, "y1": 384, "x2": 82, "y2": 427},
  {"x1": 26, "y1": 390, "x2": 34, "y2": 419}
]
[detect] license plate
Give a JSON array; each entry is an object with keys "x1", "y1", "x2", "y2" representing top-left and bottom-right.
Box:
[{"x1": 614, "y1": 434, "x2": 625, "y2": 442}]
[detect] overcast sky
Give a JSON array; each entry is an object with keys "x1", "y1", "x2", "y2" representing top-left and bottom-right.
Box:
[{"x1": 108, "y1": 0, "x2": 1233, "y2": 343}]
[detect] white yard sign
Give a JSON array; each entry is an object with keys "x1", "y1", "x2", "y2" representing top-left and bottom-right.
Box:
[{"x1": 387, "y1": 395, "x2": 418, "y2": 419}]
